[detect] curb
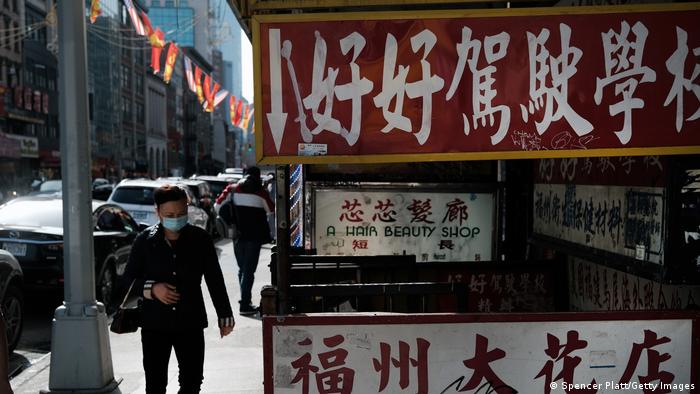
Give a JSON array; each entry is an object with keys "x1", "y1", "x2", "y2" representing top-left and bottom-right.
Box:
[{"x1": 10, "y1": 352, "x2": 51, "y2": 389}]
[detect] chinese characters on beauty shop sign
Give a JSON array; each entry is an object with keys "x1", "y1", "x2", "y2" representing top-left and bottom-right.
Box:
[
  {"x1": 314, "y1": 190, "x2": 493, "y2": 261},
  {"x1": 264, "y1": 314, "x2": 698, "y2": 394},
  {"x1": 254, "y1": 5, "x2": 700, "y2": 163}
]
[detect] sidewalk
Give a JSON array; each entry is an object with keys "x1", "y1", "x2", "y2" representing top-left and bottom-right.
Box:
[{"x1": 11, "y1": 239, "x2": 270, "y2": 394}]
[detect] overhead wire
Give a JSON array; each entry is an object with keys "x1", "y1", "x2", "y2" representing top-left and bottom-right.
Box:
[{"x1": 0, "y1": 24, "x2": 50, "y2": 50}]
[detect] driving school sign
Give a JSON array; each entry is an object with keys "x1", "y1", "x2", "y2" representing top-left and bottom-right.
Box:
[
  {"x1": 253, "y1": 4, "x2": 700, "y2": 164},
  {"x1": 264, "y1": 313, "x2": 699, "y2": 394},
  {"x1": 313, "y1": 190, "x2": 494, "y2": 262}
]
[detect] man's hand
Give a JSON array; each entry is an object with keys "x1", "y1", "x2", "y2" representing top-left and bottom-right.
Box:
[
  {"x1": 152, "y1": 283, "x2": 180, "y2": 305},
  {"x1": 220, "y1": 324, "x2": 234, "y2": 338}
]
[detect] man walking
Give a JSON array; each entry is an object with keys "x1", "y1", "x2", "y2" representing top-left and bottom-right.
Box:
[{"x1": 218, "y1": 167, "x2": 274, "y2": 315}]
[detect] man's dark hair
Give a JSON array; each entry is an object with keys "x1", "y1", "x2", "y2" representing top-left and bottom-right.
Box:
[{"x1": 154, "y1": 184, "x2": 188, "y2": 207}]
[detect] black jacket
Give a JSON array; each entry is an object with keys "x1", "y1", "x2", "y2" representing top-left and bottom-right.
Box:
[{"x1": 123, "y1": 223, "x2": 234, "y2": 331}]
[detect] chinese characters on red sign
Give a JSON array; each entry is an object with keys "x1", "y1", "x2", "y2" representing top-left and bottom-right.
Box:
[{"x1": 257, "y1": 6, "x2": 700, "y2": 163}]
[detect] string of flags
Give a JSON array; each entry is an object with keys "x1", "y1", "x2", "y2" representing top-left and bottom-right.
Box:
[{"x1": 89, "y1": 0, "x2": 254, "y2": 129}]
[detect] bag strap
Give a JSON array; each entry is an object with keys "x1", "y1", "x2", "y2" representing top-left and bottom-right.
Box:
[{"x1": 119, "y1": 280, "x2": 136, "y2": 309}]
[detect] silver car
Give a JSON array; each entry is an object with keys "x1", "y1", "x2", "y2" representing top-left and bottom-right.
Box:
[{"x1": 107, "y1": 179, "x2": 210, "y2": 233}]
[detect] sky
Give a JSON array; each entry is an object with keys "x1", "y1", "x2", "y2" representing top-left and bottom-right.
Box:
[{"x1": 217, "y1": 1, "x2": 254, "y2": 103}]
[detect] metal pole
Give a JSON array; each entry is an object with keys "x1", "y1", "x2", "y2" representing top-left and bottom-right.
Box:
[
  {"x1": 275, "y1": 165, "x2": 290, "y2": 314},
  {"x1": 43, "y1": 1, "x2": 119, "y2": 392}
]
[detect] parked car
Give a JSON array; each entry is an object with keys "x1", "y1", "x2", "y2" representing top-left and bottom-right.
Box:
[
  {"x1": 157, "y1": 177, "x2": 213, "y2": 211},
  {"x1": 0, "y1": 249, "x2": 23, "y2": 352},
  {"x1": 92, "y1": 183, "x2": 115, "y2": 201},
  {"x1": 29, "y1": 180, "x2": 62, "y2": 195},
  {"x1": 92, "y1": 178, "x2": 110, "y2": 189},
  {"x1": 108, "y1": 179, "x2": 210, "y2": 233},
  {"x1": 0, "y1": 196, "x2": 138, "y2": 313}
]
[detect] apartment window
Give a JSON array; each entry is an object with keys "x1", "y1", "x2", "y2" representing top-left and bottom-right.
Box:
[
  {"x1": 48, "y1": 70, "x2": 56, "y2": 91},
  {"x1": 135, "y1": 75, "x2": 143, "y2": 95},
  {"x1": 134, "y1": 49, "x2": 144, "y2": 67},
  {"x1": 121, "y1": 65, "x2": 131, "y2": 90},
  {"x1": 136, "y1": 102, "x2": 144, "y2": 124},
  {"x1": 13, "y1": 22, "x2": 19, "y2": 53},
  {"x1": 122, "y1": 99, "x2": 132, "y2": 119},
  {"x1": 3, "y1": 17, "x2": 10, "y2": 47}
]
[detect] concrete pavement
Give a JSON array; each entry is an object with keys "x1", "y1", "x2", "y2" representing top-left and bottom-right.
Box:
[{"x1": 11, "y1": 239, "x2": 270, "y2": 394}]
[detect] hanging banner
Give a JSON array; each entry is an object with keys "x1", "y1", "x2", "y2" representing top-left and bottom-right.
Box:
[
  {"x1": 313, "y1": 188, "x2": 494, "y2": 262},
  {"x1": 254, "y1": 4, "x2": 700, "y2": 164},
  {"x1": 264, "y1": 312, "x2": 699, "y2": 394}
]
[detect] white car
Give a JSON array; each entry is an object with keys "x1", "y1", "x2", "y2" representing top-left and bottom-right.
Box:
[{"x1": 107, "y1": 179, "x2": 210, "y2": 232}]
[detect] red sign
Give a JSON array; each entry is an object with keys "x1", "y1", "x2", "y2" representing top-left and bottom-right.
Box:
[{"x1": 255, "y1": 4, "x2": 700, "y2": 163}]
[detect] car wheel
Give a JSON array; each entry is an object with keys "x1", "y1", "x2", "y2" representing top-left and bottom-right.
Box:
[
  {"x1": 98, "y1": 263, "x2": 117, "y2": 315},
  {"x1": 2, "y1": 285, "x2": 24, "y2": 353}
]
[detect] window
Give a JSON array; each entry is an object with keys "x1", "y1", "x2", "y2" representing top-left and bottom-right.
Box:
[
  {"x1": 134, "y1": 48, "x2": 144, "y2": 67},
  {"x1": 148, "y1": 8, "x2": 195, "y2": 47},
  {"x1": 121, "y1": 65, "x2": 131, "y2": 90},
  {"x1": 135, "y1": 75, "x2": 143, "y2": 95},
  {"x1": 111, "y1": 187, "x2": 155, "y2": 206},
  {"x1": 136, "y1": 102, "x2": 144, "y2": 124},
  {"x1": 96, "y1": 207, "x2": 136, "y2": 232},
  {"x1": 3, "y1": 18, "x2": 10, "y2": 47},
  {"x1": 122, "y1": 99, "x2": 132, "y2": 119}
]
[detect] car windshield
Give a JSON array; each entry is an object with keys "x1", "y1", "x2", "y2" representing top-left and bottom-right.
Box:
[
  {"x1": 0, "y1": 199, "x2": 63, "y2": 227},
  {"x1": 111, "y1": 186, "x2": 155, "y2": 206},
  {"x1": 208, "y1": 181, "x2": 228, "y2": 198},
  {"x1": 40, "y1": 180, "x2": 62, "y2": 192}
]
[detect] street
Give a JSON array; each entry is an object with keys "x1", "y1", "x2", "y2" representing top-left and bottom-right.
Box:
[{"x1": 10, "y1": 238, "x2": 270, "y2": 393}]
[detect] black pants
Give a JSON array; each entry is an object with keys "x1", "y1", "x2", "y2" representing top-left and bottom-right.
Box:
[{"x1": 141, "y1": 329, "x2": 205, "y2": 394}]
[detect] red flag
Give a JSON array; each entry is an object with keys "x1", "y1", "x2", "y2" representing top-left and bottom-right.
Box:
[
  {"x1": 195, "y1": 67, "x2": 204, "y2": 104},
  {"x1": 234, "y1": 101, "x2": 244, "y2": 126},
  {"x1": 89, "y1": 0, "x2": 101, "y2": 24},
  {"x1": 228, "y1": 96, "x2": 241, "y2": 126},
  {"x1": 242, "y1": 107, "x2": 254, "y2": 130},
  {"x1": 240, "y1": 104, "x2": 250, "y2": 128},
  {"x1": 202, "y1": 75, "x2": 220, "y2": 113},
  {"x1": 150, "y1": 29, "x2": 165, "y2": 74},
  {"x1": 163, "y1": 43, "x2": 178, "y2": 83},
  {"x1": 141, "y1": 11, "x2": 165, "y2": 48}
]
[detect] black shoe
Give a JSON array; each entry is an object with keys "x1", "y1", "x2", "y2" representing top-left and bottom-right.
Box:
[{"x1": 239, "y1": 304, "x2": 259, "y2": 316}]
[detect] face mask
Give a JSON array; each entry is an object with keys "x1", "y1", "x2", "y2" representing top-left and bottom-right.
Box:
[{"x1": 162, "y1": 215, "x2": 188, "y2": 232}]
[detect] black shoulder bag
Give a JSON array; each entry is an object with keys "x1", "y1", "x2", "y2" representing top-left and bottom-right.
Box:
[{"x1": 110, "y1": 280, "x2": 141, "y2": 334}]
